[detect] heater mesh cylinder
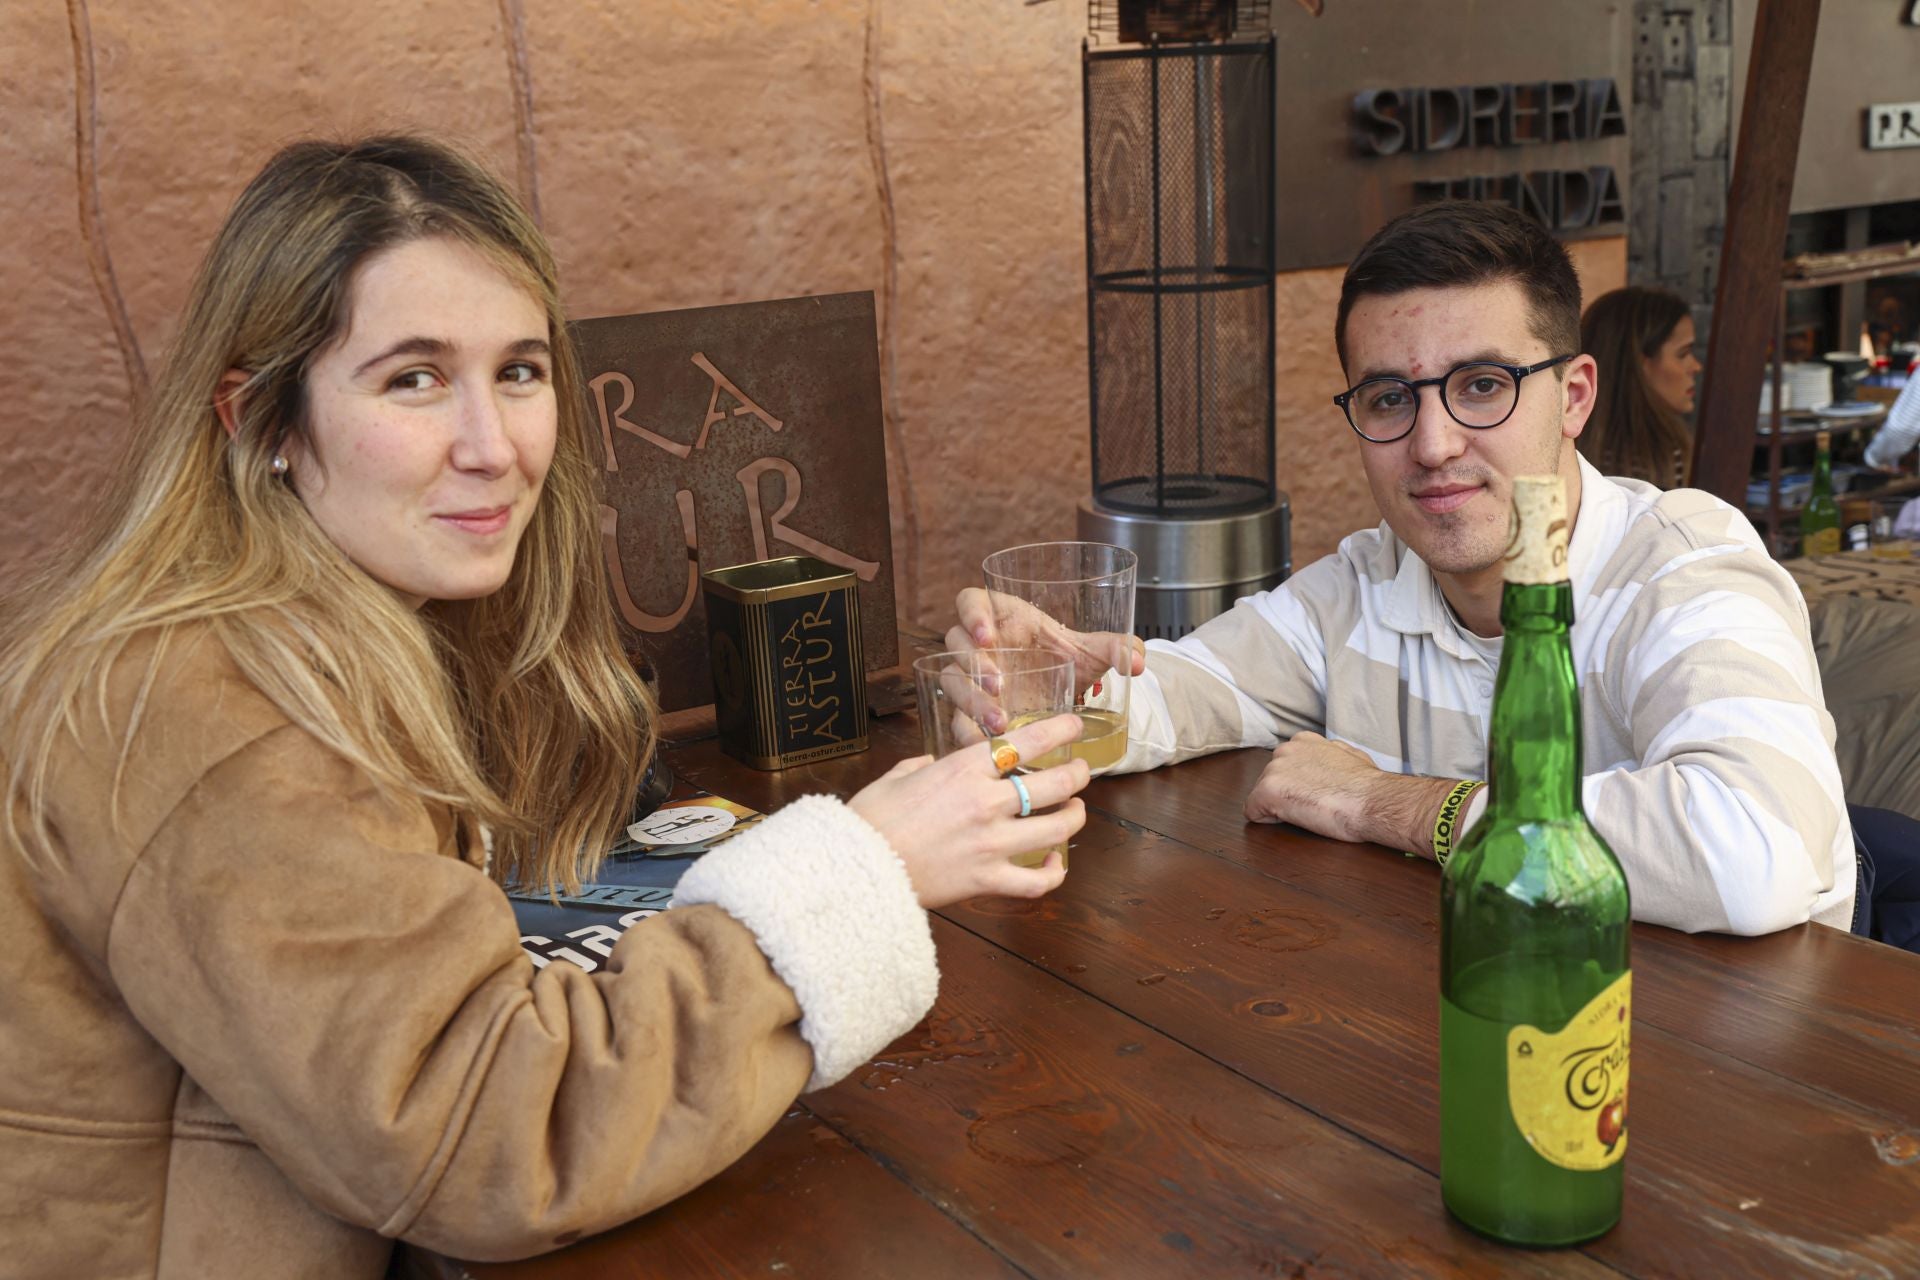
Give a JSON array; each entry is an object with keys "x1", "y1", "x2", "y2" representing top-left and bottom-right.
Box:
[{"x1": 1085, "y1": 36, "x2": 1276, "y2": 518}]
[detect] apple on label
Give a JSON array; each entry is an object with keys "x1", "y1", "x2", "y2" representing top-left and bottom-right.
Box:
[{"x1": 1597, "y1": 1096, "x2": 1627, "y2": 1149}]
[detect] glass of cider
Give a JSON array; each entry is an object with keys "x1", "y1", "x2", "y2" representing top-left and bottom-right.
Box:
[
  {"x1": 911, "y1": 648, "x2": 1076, "y2": 868},
  {"x1": 1871, "y1": 498, "x2": 1914, "y2": 560}
]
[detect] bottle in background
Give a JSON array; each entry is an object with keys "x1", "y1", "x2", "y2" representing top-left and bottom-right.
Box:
[
  {"x1": 1440, "y1": 474, "x2": 1632, "y2": 1247},
  {"x1": 1800, "y1": 430, "x2": 1841, "y2": 558}
]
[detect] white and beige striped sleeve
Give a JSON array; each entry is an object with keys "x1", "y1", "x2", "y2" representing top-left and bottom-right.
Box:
[
  {"x1": 1581, "y1": 506, "x2": 1853, "y2": 934},
  {"x1": 1107, "y1": 556, "x2": 1344, "y2": 774}
]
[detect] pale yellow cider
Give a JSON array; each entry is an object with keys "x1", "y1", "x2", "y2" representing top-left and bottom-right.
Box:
[
  {"x1": 1000, "y1": 708, "x2": 1128, "y2": 869},
  {"x1": 1010, "y1": 708, "x2": 1128, "y2": 771}
]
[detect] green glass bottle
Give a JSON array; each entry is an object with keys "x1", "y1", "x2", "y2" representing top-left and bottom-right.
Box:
[
  {"x1": 1440, "y1": 474, "x2": 1632, "y2": 1246},
  {"x1": 1800, "y1": 429, "x2": 1841, "y2": 558}
]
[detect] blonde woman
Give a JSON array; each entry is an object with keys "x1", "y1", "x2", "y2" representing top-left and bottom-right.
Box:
[{"x1": 0, "y1": 136, "x2": 1086, "y2": 1278}]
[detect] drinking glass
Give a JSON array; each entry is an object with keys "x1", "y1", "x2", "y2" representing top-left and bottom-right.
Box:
[
  {"x1": 1871, "y1": 498, "x2": 1914, "y2": 560},
  {"x1": 911, "y1": 649, "x2": 1075, "y2": 869},
  {"x1": 981, "y1": 542, "x2": 1138, "y2": 771}
]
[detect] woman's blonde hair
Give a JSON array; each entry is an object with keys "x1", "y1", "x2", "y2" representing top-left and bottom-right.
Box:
[
  {"x1": 1578, "y1": 286, "x2": 1694, "y2": 488},
  {"x1": 0, "y1": 135, "x2": 653, "y2": 891}
]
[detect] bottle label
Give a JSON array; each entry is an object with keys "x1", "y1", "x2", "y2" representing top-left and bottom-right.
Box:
[
  {"x1": 1505, "y1": 972, "x2": 1630, "y2": 1171},
  {"x1": 1804, "y1": 527, "x2": 1841, "y2": 557}
]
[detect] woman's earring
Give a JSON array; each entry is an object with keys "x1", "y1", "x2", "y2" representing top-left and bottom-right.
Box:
[{"x1": 270, "y1": 454, "x2": 289, "y2": 477}]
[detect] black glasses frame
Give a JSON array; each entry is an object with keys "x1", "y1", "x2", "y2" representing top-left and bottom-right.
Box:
[{"x1": 1333, "y1": 354, "x2": 1576, "y2": 443}]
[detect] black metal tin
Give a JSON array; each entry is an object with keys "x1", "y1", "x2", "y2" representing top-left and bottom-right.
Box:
[{"x1": 702, "y1": 556, "x2": 869, "y2": 769}]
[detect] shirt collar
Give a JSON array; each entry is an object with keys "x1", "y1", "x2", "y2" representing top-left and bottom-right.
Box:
[
  {"x1": 1380, "y1": 527, "x2": 1445, "y2": 638},
  {"x1": 1565, "y1": 452, "x2": 1624, "y2": 600}
]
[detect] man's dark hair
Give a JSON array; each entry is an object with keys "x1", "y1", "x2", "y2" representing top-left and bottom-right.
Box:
[{"x1": 1335, "y1": 200, "x2": 1583, "y2": 375}]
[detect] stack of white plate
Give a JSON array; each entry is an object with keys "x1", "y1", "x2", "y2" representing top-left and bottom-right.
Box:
[
  {"x1": 1790, "y1": 362, "x2": 1834, "y2": 410},
  {"x1": 1758, "y1": 362, "x2": 1835, "y2": 413}
]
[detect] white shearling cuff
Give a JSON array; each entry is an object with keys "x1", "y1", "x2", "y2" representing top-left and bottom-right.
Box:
[{"x1": 672, "y1": 794, "x2": 938, "y2": 1091}]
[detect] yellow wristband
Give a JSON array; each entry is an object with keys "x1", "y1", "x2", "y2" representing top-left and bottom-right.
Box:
[{"x1": 1432, "y1": 780, "x2": 1484, "y2": 869}]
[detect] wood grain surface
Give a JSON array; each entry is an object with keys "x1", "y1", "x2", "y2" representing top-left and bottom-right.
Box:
[{"x1": 415, "y1": 707, "x2": 1920, "y2": 1279}]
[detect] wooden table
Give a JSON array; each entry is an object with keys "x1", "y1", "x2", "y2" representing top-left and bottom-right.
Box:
[
  {"x1": 415, "y1": 713, "x2": 1920, "y2": 1279},
  {"x1": 1786, "y1": 548, "x2": 1920, "y2": 608}
]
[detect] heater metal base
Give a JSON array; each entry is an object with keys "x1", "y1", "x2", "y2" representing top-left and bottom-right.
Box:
[{"x1": 1078, "y1": 493, "x2": 1290, "y2": 642}]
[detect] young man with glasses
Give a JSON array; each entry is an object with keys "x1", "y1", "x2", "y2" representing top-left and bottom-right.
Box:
[{"x1": 954, "y1": 199, "x2": 1856, "y2": 936}]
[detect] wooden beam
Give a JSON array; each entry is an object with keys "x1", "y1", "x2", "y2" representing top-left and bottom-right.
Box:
[
  {"x1": 1836, "y1": 206, "x2": 1872, "y2": 358},
  {"x1": 1689, "y1": 0, "x2": 1823, "y2": 505}
]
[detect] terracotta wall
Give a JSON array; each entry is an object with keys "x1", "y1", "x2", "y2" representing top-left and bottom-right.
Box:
[{"x1": 0, "y1": 1, "x2": 1622, "y2": 625}]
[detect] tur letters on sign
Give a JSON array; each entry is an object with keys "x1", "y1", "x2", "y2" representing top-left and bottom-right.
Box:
[{"x1": 573, "y1": 293, "x2": 898, "y2": 712}]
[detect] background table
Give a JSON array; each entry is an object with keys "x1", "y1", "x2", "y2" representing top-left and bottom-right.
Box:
[
  {"x1": 413, "y1": 712, "x2": 1920, "y2": 1279},
  {"x1": 1786, "y1": 548, "x2": 1920, "y2": 607}
]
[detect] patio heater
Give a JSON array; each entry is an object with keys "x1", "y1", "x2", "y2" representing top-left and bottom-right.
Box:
[{"x1": 1079, "y1": 0, "x2": 1289, "y2": 641}]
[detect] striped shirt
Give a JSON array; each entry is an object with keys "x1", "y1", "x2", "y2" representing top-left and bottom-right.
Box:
[
  {"x1": 1862, "y1": 375, "x2": 1920, "y2": 470},
  {"x1": 1116, "y1": 454, "x2": 1856, "y2": 934}
]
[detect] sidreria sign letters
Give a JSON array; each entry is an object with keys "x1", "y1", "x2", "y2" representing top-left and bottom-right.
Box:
[{"x1": 1353, "y1": 79, "x2": 1628, "y2": 232}]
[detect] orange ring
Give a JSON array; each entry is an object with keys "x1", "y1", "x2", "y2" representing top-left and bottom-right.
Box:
[{"x1": 988, "y1": 737, "x2": 1021, "y2": 776}]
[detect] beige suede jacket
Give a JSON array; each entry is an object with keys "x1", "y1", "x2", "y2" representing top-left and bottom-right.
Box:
[{"x1": 0, "y1": 628, "x2": 938, "y2": 1278}]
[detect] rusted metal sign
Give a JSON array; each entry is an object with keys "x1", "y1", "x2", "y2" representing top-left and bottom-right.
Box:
[{"x1": 573, "y1": 292, "x2": 898, "y2": 712}]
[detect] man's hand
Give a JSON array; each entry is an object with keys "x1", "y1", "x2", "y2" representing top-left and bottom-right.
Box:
[
  {"x1": 1245, "y1": 732, "x2": 1459, "y2": 856},
  {"x1": 1244, "y1": 732, "x2": 1383, "y2": 843},
  {"x1": 947, "y1": 587, "x2": 1145, "y2": 696}
]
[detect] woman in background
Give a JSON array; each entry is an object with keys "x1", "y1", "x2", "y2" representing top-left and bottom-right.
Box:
[
  {"x1": 1578, "y1": 285, "x2": 1701, "y2": 487},
  {"x1": 0, "y1": 135, "x2": 1087, "y2": 1278}
]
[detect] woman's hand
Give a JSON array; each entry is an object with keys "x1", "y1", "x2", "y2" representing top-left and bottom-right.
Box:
[{"x1": 848, "y1": 712, "x2": 1089, "y2": 909}]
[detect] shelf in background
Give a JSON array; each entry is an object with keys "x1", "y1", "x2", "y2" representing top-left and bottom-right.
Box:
[
  {"x1": 1747, "y1": 473, "x2": 1920, "y2": 525},
  {"x1": 1781, "y1": 248, "x2": 1920, "y2": 289},
  {"x1": 1754, "y1": 407, "x2": 1890, "y2": 441}
]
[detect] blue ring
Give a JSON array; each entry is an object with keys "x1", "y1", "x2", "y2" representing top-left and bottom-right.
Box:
[{"x1": 1009, "y1": 773, "x2": 1033, "y2": 818}]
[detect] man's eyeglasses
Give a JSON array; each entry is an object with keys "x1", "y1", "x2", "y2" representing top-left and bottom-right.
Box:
[{"x1": 1333, "y1": 354, "x2": 1576, "y2": 444}]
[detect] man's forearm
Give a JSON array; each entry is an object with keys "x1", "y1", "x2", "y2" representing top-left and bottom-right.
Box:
[
  {"x1": 1357, "y1": 771, "x2": 1466, "y2": 858},
  {"x1": 1243, "y1": 732, "x2": 1469, "y2": 853}
]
